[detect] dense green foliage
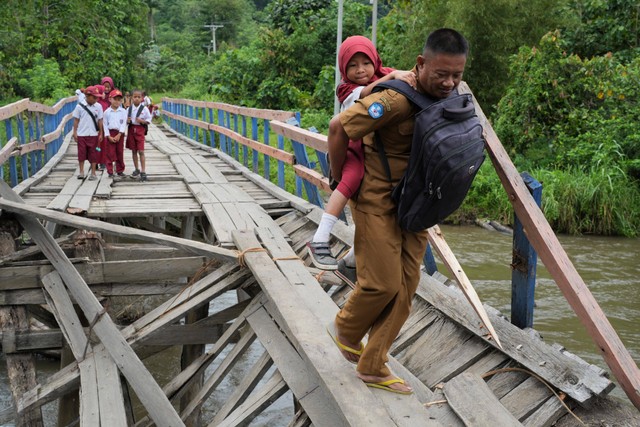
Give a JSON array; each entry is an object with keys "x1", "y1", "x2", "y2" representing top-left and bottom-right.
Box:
[
  {"x1": 0, "y1": 0, "x2": 148, "y2": 102},
  {"x1": 2, "y1": 0, "x2": 639, "y2": 235}
]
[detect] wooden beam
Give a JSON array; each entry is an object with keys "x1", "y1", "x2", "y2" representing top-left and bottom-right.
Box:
[
  {"x1": 0, "y1": 195, "x2": 237, "y2": 263},
  {"x1": 270, "y1": 120, "x2": 328, "y2": 152},
  {"x1": 459, "y1": 81, "x2": 640, "y2": 410},
  {"x1": 427, "y1": 225, "x2": 502, "y2": 349},
  {"x1": 0, "y1": 137, "x2": 18, "y2": 165},
  {"x1": 444, "y1": 372, "x2": 523, "y2": 426},
  {"x1": 0, "y1": 256, "x2": 207, "y2": 291},
  {"x1": 0, "y1": 182, "x2": 185, "y2": 427}
]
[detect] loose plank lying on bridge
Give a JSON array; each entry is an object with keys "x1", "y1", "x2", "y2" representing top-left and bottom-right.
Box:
[
  {"x1": 46, "y1": 167, "x2": 84, "y2": 211},
  {"x1": 444, "y1": 372, "x2": 523, "y2": 426},
  {"x1": 232, "y1": 229, "x2": 395, "y2": 426},
  {"x1": 67, "y1": 171, "x2": 103, "y2": 214},
  {"x1": 416, "y1": 273, "x2": 612, "y2": 404},
  {"x1": 94, "y1": 172, "x2": 113, "y2": 199},
  {"x1": 460, "y1": 81, "x2": 640, "y2": 410},
  {"x1": 0, "y1": 195, "x2": 237, "y2": 262},
  {"x1": 0, "y1": 181, "x2": 184, "y2": 427}
]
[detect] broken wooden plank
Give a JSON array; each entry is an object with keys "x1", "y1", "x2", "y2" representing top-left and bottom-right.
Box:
[
  {"x1": 416, "y1": 273, "x2": 613, "y2": 404},
  {"x1": 0, "y1": 195, "x2": 237, "y2": 262},
  {"x1": 444, "y1": 372, "x2": 523, "y2": 426},
  {"x1": 0, "y1": 182, "x2": 184, "y2": 427},
  {"x1": 95, "y1": 346, "x2": 128, "y2": 427}
]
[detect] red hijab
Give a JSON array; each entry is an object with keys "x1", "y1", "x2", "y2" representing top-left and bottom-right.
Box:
[{"x1": 336, "y1": 35, "x2": 394, "y2": 104}]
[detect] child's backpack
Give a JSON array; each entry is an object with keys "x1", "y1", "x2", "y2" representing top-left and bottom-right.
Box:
[
  {"x1": 373, "y1": 80, "x2": 485, "y2": 232},
  {"x1": 128, "y1": 104, "x2": 148, "y2": 135}
]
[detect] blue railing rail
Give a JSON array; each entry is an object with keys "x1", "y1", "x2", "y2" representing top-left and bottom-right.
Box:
[
  {"x1": 0, "y1": 96, "x2": 77, "y2": 188},
  {"x1": 162, "y1": 98, "x2": 326, "y2": 207}
]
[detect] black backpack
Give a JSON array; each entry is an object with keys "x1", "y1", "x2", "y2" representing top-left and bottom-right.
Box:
[{"x1": 373, "y1": 80, "x2": 485, "y2": 232}]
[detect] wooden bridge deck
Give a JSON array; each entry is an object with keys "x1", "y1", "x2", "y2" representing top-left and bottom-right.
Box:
[{"x1": 0, "y1": 124, "x2": 615, "y2": 426}]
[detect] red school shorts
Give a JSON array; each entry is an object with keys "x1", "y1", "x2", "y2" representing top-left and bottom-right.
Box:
[
  {"x1": 77, "y1": 135, "x2": 100, "y2": 163},
  {"x1": 126, "y1": 125, "x2": 146, "y2": 151}
]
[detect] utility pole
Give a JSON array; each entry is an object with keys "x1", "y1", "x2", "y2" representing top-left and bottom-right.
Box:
[
  {"x1": 370, "y1": 0, "x2": 378, "y2": 47},
  {"x1": 203, "y1": 23, "x2": 224, "y2": 55},
  {"x1": 334, "y1": 0, "x2": 344, "y2": 115}
]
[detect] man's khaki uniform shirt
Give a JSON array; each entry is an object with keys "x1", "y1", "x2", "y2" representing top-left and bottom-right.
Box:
[{"x1": 339, "y1": 84, "x2": 417, "y2": 216}]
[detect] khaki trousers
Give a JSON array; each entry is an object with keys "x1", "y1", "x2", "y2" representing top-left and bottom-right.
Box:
[{"x1": 335, "y1": 208, "x2": 428, "y2": 377}]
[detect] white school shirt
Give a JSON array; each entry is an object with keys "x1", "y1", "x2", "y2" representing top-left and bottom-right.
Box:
[
  {"x1": 340, "y1": 86, "x2": 364, "y2": 112},
  {"x1": 143, "y1": 96, "x2": 152, "y2": 107},
  {"x1": 72, "y1": 102, "x2": 103, "y2": 137},
  {"x1": 128, "y1": 104, "x2": 152, "y2": 125},
  {"x1": 103, "y1": 106, "x2": 128, "y2": 133}
]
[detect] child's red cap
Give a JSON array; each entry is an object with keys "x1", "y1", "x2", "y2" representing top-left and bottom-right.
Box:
[
  {"x1": 84, "y1": 86, "x2": 99, "y2": 96},
  {"x1": 109, "y1": 89, "x2": 123, "y2": 98}
]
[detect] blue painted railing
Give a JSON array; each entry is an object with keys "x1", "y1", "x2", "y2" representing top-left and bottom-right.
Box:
[
  {"x1": 1, "y1": 96, "x2": 77, "y2": 188},
  {"x1": 162, "y1": 98, "x2": 325, "y2": 208}
]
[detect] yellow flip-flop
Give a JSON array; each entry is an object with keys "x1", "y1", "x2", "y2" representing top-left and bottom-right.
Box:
[
  {"x1": 365, "y1": 377, "x2": 413, "y2": 395},
  {"x1": 326, "y1": 322, "x2": 363, "y2": 364}
]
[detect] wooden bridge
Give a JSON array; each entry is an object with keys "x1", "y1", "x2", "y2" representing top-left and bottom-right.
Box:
[{"x1": 0, "y1": 90, "x2": 638, "y2": 426}]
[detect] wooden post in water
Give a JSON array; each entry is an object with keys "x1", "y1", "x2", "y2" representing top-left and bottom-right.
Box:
[
  {"x1": 0, "y1": 229, "x2": 44, "y2": 426},
  {"x1": 57, "y1": 231, "x2": 105, "y2": 427},
  {"x1": 511, "y1": 172, "x2": 542, "y2": 329}
]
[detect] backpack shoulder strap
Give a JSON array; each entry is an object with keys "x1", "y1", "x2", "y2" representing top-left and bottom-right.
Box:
[
  {"x1": 136, "y1": 104, "x2": 144, "y2": 118},
  {"x1": 372, "y1": 80, "x2": 436, "y2": 110},
  {"x1": 79, "y1": 103, "x2": 99, "y2": 132}
]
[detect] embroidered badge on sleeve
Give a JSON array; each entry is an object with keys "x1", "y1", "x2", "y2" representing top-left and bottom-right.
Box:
[{"x1": 368, "y1": 102, "x2": 384, "y2": 119}]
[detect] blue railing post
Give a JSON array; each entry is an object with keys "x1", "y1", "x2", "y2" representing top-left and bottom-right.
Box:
[
  {"x1": 218, "y1": 110, "x2": 227, "y2": 153},
  {"x1": 251, "y1": 118, "x2": 259, "y2": 173},
  {"x1": 233, "y1": 113, "x2": 239, "y2": 161},
  {"x1": 188, "y1": 105, "x2": 194, "y2": 139},
  {"x1": 423, "y1": 244, "x2": 438, "y2": 275},
  {"x1": 263, "y1": 119, "x2": 271, "y2": 181},
  {"x1": 208, "y1": 107, "x2": 215, "y2": 148},
  {"x1": 511, "y1": 172, "x2": 543, "y2": 329},
  {"x1": 17, "y1": 113, "x2": 29, "y2": 180},
  {"x1": 241, "y1": 116, "x2": 248, "y2": 167},
  {"x1": 5, "y1": 119, "x2": 18, "y2": 187},
  {"x1": 287, "y1": 116, "x2": 324, "y2": 207}
]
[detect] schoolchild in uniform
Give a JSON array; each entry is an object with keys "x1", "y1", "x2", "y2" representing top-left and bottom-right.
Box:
[
  {"x1": 72, "y1": 86, "x2": 103, "y2": 181},
  {"x1": 123, "y1": 91, "x2": 131, "y2": 109},
  {"x1": 307, "y1": 36, "x2": 415, "y2": 280},
  {"x1": 126, "y1": 89, "x2": 152, "y2": 182},
  {"x1": 103, "y1": 89, "x2": 128, "y2": 177}
]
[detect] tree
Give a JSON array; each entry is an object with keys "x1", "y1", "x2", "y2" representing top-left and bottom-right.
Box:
[{"x1": 560, "y1": 0, "x2": 640, "y2": 62}]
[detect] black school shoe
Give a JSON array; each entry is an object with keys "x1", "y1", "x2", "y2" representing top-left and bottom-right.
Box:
[
  {"x1": 131, "y1": 169, "x2": 140, "y2": 177},
  {"x1": 306, "y1": 241, "x2": 338, "y2": 270},
  {"x1": 335, "y1": 259, "x2": 357, "y2": 288},
  {"x1": 140, "y1": 172, "x2": 148, "y2": 182}
]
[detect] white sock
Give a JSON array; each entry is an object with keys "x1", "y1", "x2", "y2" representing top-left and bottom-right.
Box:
[
  {"x1": 343, "y1": 247, "x2": 356, "y2": 267},
  {"x1": 313, "y1": 213, "x2": 338, "y2": 243}
]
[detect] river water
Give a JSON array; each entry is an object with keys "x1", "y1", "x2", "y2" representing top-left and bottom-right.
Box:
[{"x1": 0, "y1": 225, "x2": 638, "y2": 425}]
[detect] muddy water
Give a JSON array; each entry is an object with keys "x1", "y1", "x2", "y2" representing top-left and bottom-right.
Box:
[{"x1": 1, "y1": 226, "x2": 638, "y2": 424}]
